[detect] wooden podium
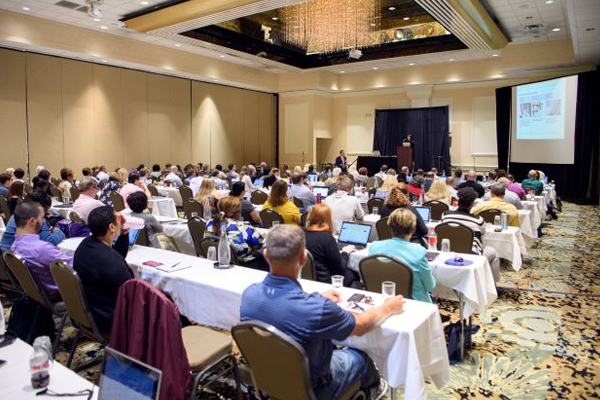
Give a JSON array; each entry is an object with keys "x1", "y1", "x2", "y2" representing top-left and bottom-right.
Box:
[{"x1": 397, "y1": 146, "x2": 413, "y2": 171}]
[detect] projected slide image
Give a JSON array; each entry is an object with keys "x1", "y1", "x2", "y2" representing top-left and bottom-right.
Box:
[{"x1": 516, "y1": 78, "x2": 566, "y2": 140}]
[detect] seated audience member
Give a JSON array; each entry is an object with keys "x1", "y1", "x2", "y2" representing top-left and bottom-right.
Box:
[
  {"x1": 375, "y1": 165, "x2": 388, "y2": 181},
  {"x1": 189, "y1": 170, "x2": 205, "y2": 197},
  {"x1": 471, "y1": 183, "x2": 520, "y2": 227},
  {"x1": 120, "y1": 173, "x2": 151, "y2": 205},
  {"x1": 497, "y1": 169, "x2": 507, "y2": 179},
  {"x1": 486, "y1": 170, "x2": 498, "y2": 185},
  {"x1": 521, "y1": 170, "x2": 544, "y2": 195},
  {"x1": 325, "y1": 167, "x2": 341, "y2": 187},
  {"x1": 82, "y1": 167, "x2": 92, "y2": 179},
  {"x1": 506, "y1": 174, "x2": 526, "y2": 200},
  {"x1": 407, "y1": 176, "x2": 424, "y2": 199},
  {"x1": 241, "y1": 225, "x2": 404, "y2": 398},
  {"x1": 6, "y1": 180, "x2": 25, "y2": 214},
  {"x1": 211, "y1": 169, "x2": 228, "y2": 190},
  {"x1": 9, "y1": 200, "x2": 72, "y2": 299},
  {"x1": 291, "y1": 173, "x2": 316, "y2": 211},
  {"x1": 303, "y1": 204, "x2": 360, "y2": 287},
  {"x1": 446, "y1": 177, "x2": 458, "y2": 199},
  {"x1": 150, "y1": 164, "x2": 162, "y2": 180},
  {"x1": 324, "y1": 175, "x2": 364, "y2": 234},
  {"x1": 262, "y1": 180, "x2": 301, "y2": 226},
  {"x1": 0, "y1": 173, "x2": 11, "y2": 198},
  {"x1": 441, "y1": 187, "x2": 501, "y2": 282},
  {"x1": 355, "y1": 167, "x2": 369, "y2": 186},
  {"x1": 126, "y1": 191, "x2": 163, "y2": 248},
  {"x1": 424, "y1": 179, "x2": 452, "y2": 205},
  {"x1": 376, "y1": 175, "x2": 398, "y2": 200},
  {"x1": 205, "y1": 196, "x2": 265, "y2": 269},
  {"x1": 230, "y1": 181, "x2": 261, "y2": 226},
  {"x1": 369, "y1": 209, "x2": 436, "y2": 303},
  {"x1": 400, "y1": 166, "x2": 411, "y2": 180},
  {"x1": 214, "y1": 164, "x2": 228, "y2": 180},
  {"x1": 96, "y1": 166, "x2": 109, "y2": 182},
  {"x1": 483, "y1": 177, "x2": 523, "y2": 209},
  {"x1": 99, "y1": 173, "x2": 122, "y2": 208},
  {"x1": 307, "y1": 164, "x2": 318, "y2": 176},
  {"x1": 35, "y1": 166, "x2": 45, "y2": 175},
  {"x1": 195, "y1": 178, "x2": 223, "y2": 216},
  {"x1": 73, "y1": 177, "x2": 104, "y2": 224},
  {"x1": 348, "y1": 165, "x2": 359, "y2": 180},
  {"x1": 117, "y1": 167, "x2": 129, "y2": 186},
  {"x1": 423, "y1": 172, "x2": 435, "y2": 192},
  {"x1": 14, "y1": 168, "x2": 26, "y2": 183},
  {"x1": 165, "y1": 166, "x2": 184, "y2": 188},
  {"x1": 58, "y1": 168, "x2": 75, "y2": 200},
  {"x1": 242, "y1": 165, "x2": 259, "y2": 190},
  {"x1": 138, "y1": 168, "x2": 151, "y2": 186},
  {"x1": 453, "y1": 168, "x2": 464, "y2": 185},
  {"x1": 262, "y1": 168, "x2": 280, "y2": 190},
  {"x1": 74, "y1": 206, "x2": 134, "y2": 333},
  {"x1": 458, "y1": 170, "x2": 485, "y2": 198},
  {"x1": 226, "y1": 163, "x2": 239, "y2": 180},
  {"x1": 381, "y1": 184, "x2": 428, "y2": 247}
]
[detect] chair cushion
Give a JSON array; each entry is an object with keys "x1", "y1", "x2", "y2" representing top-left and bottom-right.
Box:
[{"x1": 181, "y1": 326, "x2": 232, "y2": 371}]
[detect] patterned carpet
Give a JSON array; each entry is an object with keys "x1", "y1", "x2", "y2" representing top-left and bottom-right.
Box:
[{"x1": 2, "y1": 202, "x2": 599, "y2": 399}]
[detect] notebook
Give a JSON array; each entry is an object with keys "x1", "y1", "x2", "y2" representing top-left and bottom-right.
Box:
[
  {"x1": 338, "y1": 221, "x2": 372, "y2": 249},
  {"x1": 414, "y1": 206, "x2": 431, "y2": 224}
]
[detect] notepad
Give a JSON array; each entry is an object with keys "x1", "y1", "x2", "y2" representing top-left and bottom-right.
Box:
[{"x1": 156, "y1": 262, "x2": 191, "y2": 273}]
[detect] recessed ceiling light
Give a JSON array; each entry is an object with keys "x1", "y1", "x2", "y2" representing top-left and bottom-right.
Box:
[
  {"x1": 388, "y1": 6, "x2": 396, "y2": 11},
  {"x1": 373, "y1": 67, "x2": 378, "y2": 70},
  {"x1": 552, "y1": 28, "x2": 561, "y2": 32},
  {"x1": 492, "y1": 54, "x2": 499, "y2": 57},
  {"x1": 174, "y1": 43, "x2": 181, "y2": 47},
  {"x1": 371, "y1": 23, "x2": 376, "y2": 27},
  {"x1": 272, "y1": 17, "x2": 278, "y2": 21},
  {"x1": 449, "y1": 58, "x2": 455, "y2": 61},
  {"x1": 409, "y1": 62, "x2": 415, "y2": 66},
  {"x1": 93, "y1": 18, "x2": 100, "y2": 22},
  {"x1": 220, "y1": 55, "x2": 226, "y2": 58},
  {"x1": 100, "y1": 26, "x2": 108, "y2": 30},
  {"x1": 340, "y1": 71, "x2": 345, "y2": 73},
  {"x1": 545, "y1": 0, "x2": 554, "y2": 3},
  {"x1": 403, "y1": 17, "x2": 409, "y2": 21},
  {"x1": 22, "y1": 7, "x2": 30, "y2": 11},
  {"x1": 101, "y1": 59, "x2": 108, "y2": 63},
  {"x1": 141, "y1": 1, "x2": 149, "y2": 5}
]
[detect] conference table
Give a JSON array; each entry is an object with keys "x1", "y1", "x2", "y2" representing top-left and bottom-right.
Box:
[
  {"x1": 156, "y1": 186, "x2": 183, "y2": 207},
  {"x1": 57, "y1": 238, "x2": 450, "y2": 399}
]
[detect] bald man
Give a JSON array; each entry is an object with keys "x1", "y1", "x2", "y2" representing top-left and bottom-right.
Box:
[
  {"x1": 458, "y1": 170, "x2": 484, "y2": 198},
  {"x1": 521, "y1": 170, "x2": 543, "y2": 195}
]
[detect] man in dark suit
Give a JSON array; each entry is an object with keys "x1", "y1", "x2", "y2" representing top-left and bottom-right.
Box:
[{"x1": 335, "y1": 150, "x2": 348, "y2": 172}]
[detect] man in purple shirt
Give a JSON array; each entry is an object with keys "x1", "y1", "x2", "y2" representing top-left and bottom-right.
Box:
[
  {"x1": 506, "y1": 174, "x2": 526, "y2": 200},
  {"x1": 10, "y1": 200, "x2": 72, "y2": 299}
]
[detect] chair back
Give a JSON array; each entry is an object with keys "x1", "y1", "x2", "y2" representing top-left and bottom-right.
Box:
[
  {"x1": 0, "y1": 196, "x2": 12, "y2": 222},
  {"x1": 0, "y1": 251, "x2": 22, "y2": 293},
  {"x1": 49, "y1": 186, "x2": 62, "y2": 202},
  {"x1": 3, "y1": 252, "x2": 55, "y2": 309},
  {"x1": 110, "y1": 192, "x2": 125, "y2": 212},
  {"x1": 422, "y1": 201, "x2": 449, "y2": 221},
  {"x1": 478, "y1": 208, "x2": 503, "y2": 224},
  {"x1": 293, "y1": 197, "x2": 304, "y2": 209},
  {"x1": 69, "y1": 211, "x2": 83, "y2": 223},
  {"x1": 69, "y1": 186, "x2": 80, "y2": 202},
  {"x1": 199, "y1": 236, "x2": 238, "y2": 264},
  {"x1": 259, "y1": 209, "x2": 284, "y2": 228},
  {"x1": 188, "y1": 217, "x2": 207, "y2": 257},
  {"x1": 134, "y1": 228, "x2": 150, "y2": 247},
  {"x1": 147, "y1": 184, "x2": 159, "y2": 197},
  {"x1": 232, "y1": 321, "x2": 316, "y2": 400},
  {"x1": 368, "y1": 188, "x2": 377, "y2": 198},
  {"x1": 50, "y1": 261, "x2": 106, "y2": 339},
  {"x1": 375, "y1": 217, "x2": 392, "y2": 240},
  {"x1": 250, "y1": 191, "x2": 268, "y2": 205},
  {"x1": 366, "y1": 177, "x2": 377, "y2": 189},
  {"x1": 435, "y1": 222, "x2": 475, "y2": 254},
  {"x1": 300, "y1": 251, "x2": 316, "y2": 281},
  {"x1": 375, "y1": 176, "x2": 384, "y2": 187},
  {"x1": 183, "y1": 198, "x2": 203, "y2": 220},
  {"x1": 366, "y1": 198, "x2": 384, "y2": 214},
  {"x1": 359, "y1": 254, "x2": 413, "y2": 299},
  {"x1": 179, "y1": 185, "x2": 193, "y2": 202},
  {"x1": 300, "y1": 212, "x2": 308, "y2": 227}
]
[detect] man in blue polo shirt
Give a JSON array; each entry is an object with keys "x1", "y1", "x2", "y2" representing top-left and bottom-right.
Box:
[{"x1": 240, "y1": 225, "x2": 405, "y2": 399}]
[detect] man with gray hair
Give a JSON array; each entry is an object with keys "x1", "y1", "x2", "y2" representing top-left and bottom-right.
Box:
[
  {"x1": 72, "y1": 177, "x2": 104, "y2": 224},
  {"x1": 241, "y1": 225, "x2": 404, "y2": 399},
  {"x1": 471, "y1": 183, "x2": 520, "y2": 227},
  {"x1": 324, "y1": 175, "x2": 364, "y2": 234},
  {"x1": 446, "y1": 176, "x2": 458, "y2": 199},
  {"x1": 164, "y1": 166, "x2": 183, "y2": 188},
  {"x1": 458, "y1": 170, "x2": 484, "y2": 198},
  {"x1": 483, "y1": 177, "x2": 522, "y2": 209}
]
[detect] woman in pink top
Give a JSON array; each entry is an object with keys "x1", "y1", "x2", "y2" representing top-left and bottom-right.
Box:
[{"x1": 120, "y1": 172, "x2": 151, "y2": 206}]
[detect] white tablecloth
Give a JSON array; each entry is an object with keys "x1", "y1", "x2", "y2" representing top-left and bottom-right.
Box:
[
  {"x1": 482, "y1": 226, "x2": 526, "y2": 271},
  {"x1": 348, "y1": 249, "x2": 497, "y2": 319},
  {"x1": 156, "y1": 186, "x2": 183, "y2": 207},
  {"x1": 522, "y1": 200, "x2": 543, "y2": 230},
  {"x1": 160, "y1": 219, "x2": 196, "y2": 255},
  {"x1": 49, "y1": 202, "x2": 73, "y2": 219},
  {"x1": 57, "y1": 239, "x2": 449, "y2": 397},
  {"x1": 517, "y1": 209, "x2": 536, "y2": 248},
  {"x1": 148, "y1": 197, "x2": 178, "y2": 219},
  {"x1": 0, "y1": 339, "x2": 98, "y2": 400},
  {"x1": 362, "y1": 214, "x2": 381, "y2": 242}
]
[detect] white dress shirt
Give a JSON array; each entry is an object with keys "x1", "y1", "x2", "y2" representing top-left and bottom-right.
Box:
[{"x1": 323, "y1": 191, "x2": 365, "y2": 234}]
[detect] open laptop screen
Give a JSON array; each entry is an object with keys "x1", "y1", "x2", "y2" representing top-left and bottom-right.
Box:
[
  {"x1": 338, "y1": 222, "x2": 372, "y2": 246},
  {"x1": 99, "y1": 347, "x2": 162, "y2": 400},
  {"x1": 308, "y1": 174, "x2": 318, "y2": 182},
  {"x1": 312, "y1": 187, "x2": 329, "y2": 198},
  {"x1": 414, "y1": 206, "x2": 431, "y2": 223}
]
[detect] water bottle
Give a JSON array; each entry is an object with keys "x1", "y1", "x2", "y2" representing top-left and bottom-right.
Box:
[
  {"x1": 427, "y1": 227, "x2": 438, "y2": 251},
  {"x1": 203, "y1": 198, "x2": 212, "y2": 220},
  {"x1": 501, "y1": 213, "x2": 508, "y2": 230},
  {"x1": 29, "y1": 336, "x2": 52, "y2": 389},
  {"x1": 217, "y1": 221, "x2": 231, "y2": 269},
  {"x1": 316, "y1": 193, "x2": 322, "y2": 204}
]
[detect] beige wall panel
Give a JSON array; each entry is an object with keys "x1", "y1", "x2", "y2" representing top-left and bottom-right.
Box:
[
  {"x1": 258, "y1": 94, "x2": 276, "y2": 166},
  {"x1": 243, "y1": 91, "x2": 260, "y2": 166},
  {"x1": 61, "y1": 59, "x2": 94, "y2": 177},
  {"x1": 0, "y1": 48, "x2": 27, "y2": 172},
  {"x1": 121, "y1": 69, "x2": 149, "y2": 169},
  {"x1": 148, "y1": 74, "x2": 191, "y2": 167},
  {"x1": 26, "y1": 53, "x2": 64, "y2": 176},
  {"x1": 92, "y1": 65, "x2": 123, "y2": 170},
  {"x1": 210, "y1": 85, "x2": 244, "y2": 168},
  {"x1": 191, "y1": 82, "x2": 212, "y2": 166}
]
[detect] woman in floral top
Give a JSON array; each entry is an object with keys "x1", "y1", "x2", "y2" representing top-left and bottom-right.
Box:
[
  {"x1": 204, "y1": 196, "x2": 265, "y2": 269},
  {"x1": 99, "y1": 172, "x2": 122, "y2": 207}
]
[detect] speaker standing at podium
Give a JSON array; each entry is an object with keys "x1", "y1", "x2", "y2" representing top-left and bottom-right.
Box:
[
  {"x1": 335, "y1": 149, "x2": 348, "y2": 172},
  {"x1": 403, "y1": 135, "x2": 414, "y2": 149}
]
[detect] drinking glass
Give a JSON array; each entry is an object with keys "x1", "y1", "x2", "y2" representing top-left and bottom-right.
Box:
[
  {"x1": 382, "y1": 281, "x2": 396, "y2": 299},
  {"x1": 207, "y1": 247, "x2": 217, "y2": 262},
  {"x1": 372, "y1": 206, "x2": 379, "y2": 215},
  {"x1": 441, "y1": 238, "x2": 451, "y2": 253},
  {"x1": 494, "y1": 215, "x2": 501, "y2": 226},
  {"x1": 331, "y1": 275, "x2": 344, "y2": 289}
]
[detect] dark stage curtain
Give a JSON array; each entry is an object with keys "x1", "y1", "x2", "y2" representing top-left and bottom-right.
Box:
[
  {"x1": 495, "y1": 68, "x2": 600, "y2": 202},
  {"x1": 373, "y1": 106, "x2": 450, "y2": 171}
]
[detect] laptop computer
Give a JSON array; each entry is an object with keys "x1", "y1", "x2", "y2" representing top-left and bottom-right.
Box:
[
  {"x1": 338, "y1": 221, "x2": 372, "y2": 250},
  {"x1": 114, "y1": 229, "x2": 140, "y2": 246},
  {"x1": 98, "y1": 347, "x2": 162, "y2": 400},
  {"x1": 312, "y1": 186, "x2": 329, "y2": 199},
  {"x1": 308, "y1": 174, "x2": 318, "y2": 182},
  {"x1": 414, "y1": 206, "x2": 431, "y2": 224},
  {"x1": 542, "y1": 176, "x2": 548, "y2": 184},
  {"x1": 254, "y1": 178, "x2": 264, "y2": 187}
]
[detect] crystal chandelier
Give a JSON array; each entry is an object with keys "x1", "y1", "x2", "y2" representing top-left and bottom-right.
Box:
[{"x1": 281, "y1": 0, "x2": 381, "y2": 54}]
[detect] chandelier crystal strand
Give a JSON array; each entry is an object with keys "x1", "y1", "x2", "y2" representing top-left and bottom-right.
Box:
[{"x1": 282, "y1": 0, "x2": 380, "y2": 54}]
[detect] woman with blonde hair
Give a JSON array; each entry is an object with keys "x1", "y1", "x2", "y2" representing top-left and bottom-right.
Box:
[
  {"x1": 381, "y1": 185, "x2": 428, "y2": 247},
  {"x1": 303, "y1": 204, "x2": 360, "y2": 286},
  {"x1": 369, "y1": 208, "x2": 436, "y2": 303},
  {"x1": 239, "y1": 166, "x2": 258, "y2": 192},
  {"x1": 262, "y1": 180, "x2": 301, "y2": 225},
  {"x1": 195, "y1": 178, "x2": 223, "y2": 217},
  {"x1": 117, "y1": 167, "x2": 129, "y2": 185},
  {"x1": 325, "y1": 167, "x2": 341, "y2": 187},
  {"x1": 293, "y1": 165, "x2": 303, "y2": 174},
  {"x1": 376, "y1": 175, "x2": 398, "y2": 199},
  {"x1": 424, "y1": 179, "x2": 452, "y2": 205}
]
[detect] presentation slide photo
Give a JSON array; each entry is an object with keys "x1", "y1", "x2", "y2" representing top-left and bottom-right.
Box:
[{"x1": 515, "y1": 78, "x2": 566, "y2": 140}]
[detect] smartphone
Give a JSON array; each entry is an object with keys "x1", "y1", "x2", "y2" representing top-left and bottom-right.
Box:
[{"x1": 347, "y1": 293, "x2": 366, "y2": 303}]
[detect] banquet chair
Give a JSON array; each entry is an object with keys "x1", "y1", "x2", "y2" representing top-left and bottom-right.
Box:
[
  {"x1": 435, "y1": 222, "x2": 475, "y2": 254},
  {"x1": 375, "y1": 217, "x2": 392, "y2": 240},
  {"x1": 232, "y1": 321, "x2": 365, "y2": 400},
  {"x1": 199, "y1": 237, "x2": 238, "y2": 264},
  {"x1": 50, "y1": 261, "x2": 110, "y2": 370},
  {"x1": 259, "y1": 209, "x2": 284, "y2": 228},
  {"x1": 366, "y1": 177, "x2": 377, "y2": 189},
  {"x1": 366, "y1": 198, "x2": 384, "y2": 215},
  {"x1": 69, "y1": 211, "x2": 83, "y2": 223},
  {"x1": 183, "y1": 198, "x2": 203, "y2": 220},
  {"x1": 188, "y1": 217, "x2": 207, "y2": 257},
  {"x1": 49, "y1": 186, "x2": 62, "y2": 202},
  {"x1": 69, "y1": 186, "x2": 80, "y2": 202},
  {"x1": 375, "y1": 177, "x2": 384, "y2": 188},
  {"x1": 251, "y1": 190, "x2": 268, "y2": 205},
  {"x1": 359, "y1": 254, "x2": 413, "y2": 299},
  {"x1": 3, "y1": 252, "x2": 68, "y2": 354},
  {"x1": 134, "y1": 227, "x2": 150, "y2": 247},
  {"x1": 300, "y1": 251, "x2": 316, "y2": 281},
  {"x1": 293, "y1": 197, "x2": 304, "y2": 209},
  {"x1": 422, "y1": 201, "x2": 449, "y2": 221},
  {"x1": 147, "y1": 184, "x2": 159, "y2": 197},
  {"x1": 179, "y1": 185, "x2": 193, "y2": 203},
  {"x1": 110, "y1": 192, "x2": 126, "y2": 212},
  {"x1": 478, "y1": 209, "x2": 503, "y2": 224},
  {"x1": 0, "y1": 196, "x2": 12, "y2": 222},
  {"x1": 300, "y1": 212, "x2": 308, "y2": 227},
  {"x1": 0, "y1": 250, "x2": 23, "y2": 295},
  {"x1": 368, "y1": 188, "x2": 377, "y2": 198}
]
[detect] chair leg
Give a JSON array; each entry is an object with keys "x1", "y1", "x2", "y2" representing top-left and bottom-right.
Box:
[
  {"x1": 231, "y1": 356, "x2": 243, "y2": 400},
  {"x1": 26, "y1": 305, "x2": 41, "y2": 344},
  {"x1": 66, "y1": 331, "x2": 80, "y2": 368},
  {"x1": 52, "y1": 313, "x2": 68, "y2": 357}
]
